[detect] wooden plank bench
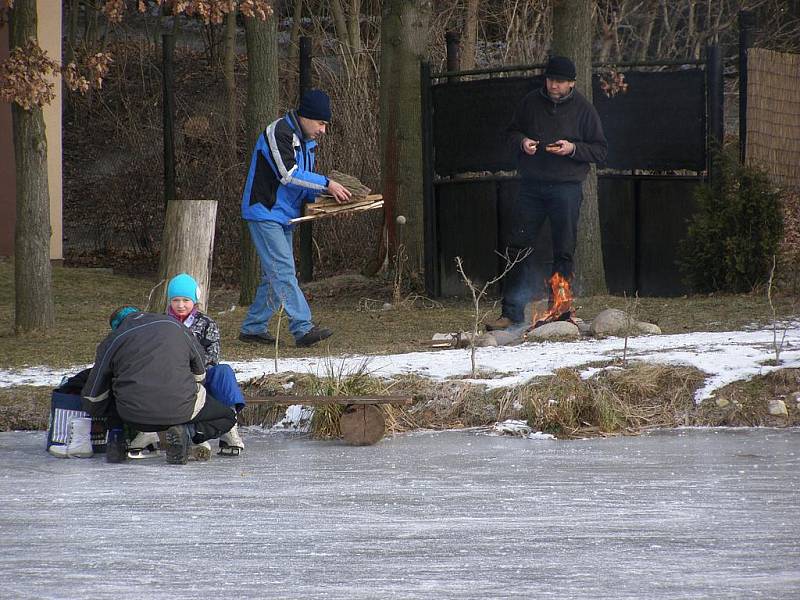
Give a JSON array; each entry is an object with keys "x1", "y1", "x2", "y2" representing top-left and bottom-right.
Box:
[{"x1": 244, "y1": 395, "x2": 413, "y2": 446}]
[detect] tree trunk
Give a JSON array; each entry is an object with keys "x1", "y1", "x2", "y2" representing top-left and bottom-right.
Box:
[
  {"x1": 552, "y1": 0, "x2": 608, "y2": 296},
  {"x1": 288, "y1": 0, "x2": 303, "y2": 69},
  {"x1": 461, "y1": 0, "x2": 479, "y2": 70},
  {"x1": 155, "y1": 200, "x2": 218, "y2": 313},
  {"x1": 240, "y1": 15, "x2": 278, "y2": 306},
  {"x1": 223, "y1": 10, "x2": 237, "y2": 167},
  {"x1": 11, "y1": 0, "x2": 55, "y2": 334},
  {"x1": 380, "y1": 0, "x2": 431, "y2": 278}
]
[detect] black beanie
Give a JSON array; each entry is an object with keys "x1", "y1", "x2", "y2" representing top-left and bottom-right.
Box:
[
  {"x1": 544, "y1": 56, "x2": 576, "y2": 81},
  {"x1": 297, "y1": 89, "x2": 332, "y2": 122}
]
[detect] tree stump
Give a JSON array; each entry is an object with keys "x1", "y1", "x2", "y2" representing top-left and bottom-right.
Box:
[
  {"x1": 339, "y1": 404, "x2": 385, "y2": 446},
  {"x1": 154, "y1": 199, "x2": 218, "y2": 312}
]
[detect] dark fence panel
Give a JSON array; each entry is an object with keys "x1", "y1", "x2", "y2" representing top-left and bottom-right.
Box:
[
  {"x1": 594, "y1": 70, "x2": 707, "y2": 171},
  {"x1": 635, "y1": 178, "x2": 700, "y2": 295},
  {"x1": 431, "y1": 70, "x2": 706, "y2": 176},
  {"x1": 432, "y1": 76, "x2": 538, "y2": 176},
  {"x1": 598, "y1": 177, "x2": 636, "y2": 294},
  {"x1": 435, "y1": 176, "x2": 701, "y2": 298},
  {"x1": 436, "y1": 180, "x2": 499, "y2": 296}
]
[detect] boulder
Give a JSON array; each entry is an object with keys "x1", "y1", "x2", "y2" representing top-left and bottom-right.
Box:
[
  {"x1": 768, "y1": 399, "x2": 789, "y2": 417},
  {"x1": 635, "y1": 321, "x2": 662, "y2": 335},
  {"x1": 590, "y1": 308, "x2": 633, "y2": 336},
  {"x1": 491, "y1": 329, "x2": 522, "y2": 346},
  {"x1": 531, "y1": 320, "x2": 581, "y2": 340},
  {"x1": 474, "y1": 332, "x2": 499, "y2": 347}
]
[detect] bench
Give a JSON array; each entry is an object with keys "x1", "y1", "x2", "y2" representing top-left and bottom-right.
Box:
[{"x1": 244, "y1": 395, "x2": 413, "y2": 446}]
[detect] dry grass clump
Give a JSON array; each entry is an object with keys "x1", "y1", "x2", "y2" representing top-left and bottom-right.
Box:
[
  {"x1": 379, "y1": 375, "x2": 499, "y2": 432},
  {"x1": 520, "y1": 364, "x2": 705, "y2": 438},
  {"x1": 0, "y1": 386, "x2": 51, "y2": 431},
  {"x1": 239, "y1": 360, "x2": 391, "y2": 439},
  {"x1": 694, "y1": 368, "x2": 800, "y2": 427}
]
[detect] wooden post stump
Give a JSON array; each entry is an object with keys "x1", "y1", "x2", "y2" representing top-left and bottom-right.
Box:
[
  {"x1": 153, "y1": 199, "x2": 218, "y2": 312},
  {"x1": 244, "y1": 395, "x2": 411, "y2": 445},
  {"x1": 340, "y1": 404, "x2": 386, "y2": 446}
]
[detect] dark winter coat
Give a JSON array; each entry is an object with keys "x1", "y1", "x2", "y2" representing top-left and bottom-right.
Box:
[
  {"x1": 81, "y1": 312, "x2": 207, "y2": 426},
  {"x1": 241, "y1": 110, "x2": 328, "y2": 226},
  {"x1": 507, "y1": 87, "x2": 607, "y2": 183}
]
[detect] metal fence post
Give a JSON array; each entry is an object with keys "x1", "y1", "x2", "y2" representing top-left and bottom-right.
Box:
[
  {"x1": 297, "y1": 36, "x2": 314, "y2": 282},
  {"x1": 162, "y1": 32, "x2": 176, "y2": 206}
]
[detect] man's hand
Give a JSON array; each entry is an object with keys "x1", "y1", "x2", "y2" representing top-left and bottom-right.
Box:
[
  {"x1": 545, "y1": 139, "x2": 575, "y2": 156},
  {"x1": 327, "y1": 179, "x2": 352, "y2": 204},
  {"x1": 521, "y1": 137, "x2": 539, "y2": 155}
]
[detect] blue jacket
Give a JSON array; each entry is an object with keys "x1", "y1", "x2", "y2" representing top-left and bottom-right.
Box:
[{"x1": 241, "y1": 110, "x2": 328, "y2": 226}]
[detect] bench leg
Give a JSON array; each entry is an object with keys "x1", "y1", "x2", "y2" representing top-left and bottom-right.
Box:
[{"x1": 339, "y1": 404, "x2": 385, "y2": 446}]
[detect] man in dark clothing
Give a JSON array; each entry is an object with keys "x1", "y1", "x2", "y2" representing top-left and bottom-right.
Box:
[
  {"x1": 486, "y1": 55, "x2": 608, "y2": 331},
  {"x1": 82, "y1": 306, "x2": 236, "y2": 465}
]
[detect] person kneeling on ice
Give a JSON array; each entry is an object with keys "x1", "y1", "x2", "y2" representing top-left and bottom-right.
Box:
[
  {"x1": 128, "y1": 273, "x2": 246, "y2": 457},
  {"x1": 82, "y1": 306, "x2": 236, "y2": 465}
]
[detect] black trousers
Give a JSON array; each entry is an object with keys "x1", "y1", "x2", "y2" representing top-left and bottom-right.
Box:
[
  {"x1": 106, "y1": 392, "x2": 236, "y2": 443},
  {"x1": 501, "y1": 179, "x2": 583, "y2": 323}
]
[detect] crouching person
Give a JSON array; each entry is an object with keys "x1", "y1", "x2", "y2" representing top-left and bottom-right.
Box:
[
  {"x1": 163, "y1": 273, "x2": 246, "y2": 456},
  {"x1": 82, "y1": 306, "x2": 236, "y2": 465}
]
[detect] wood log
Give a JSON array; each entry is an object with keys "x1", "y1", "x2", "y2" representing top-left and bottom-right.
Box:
[
  {"x1": 244, "y1": 394, "x2": 412, "y2": 406},
  {"x1": 339, "y1": 404, "x2": 386, "y2": 445},
  {"x1": 153, "y1": 200, "x2": 218, "y2": 313}
]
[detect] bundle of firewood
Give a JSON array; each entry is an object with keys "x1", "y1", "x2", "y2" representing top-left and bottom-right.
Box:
[
  {"x1": 320, "y1": 170, "x2": 371, "y2": 201},
  {"x1": 291, "y1": 170, "x2": 382, "y2": 223}
]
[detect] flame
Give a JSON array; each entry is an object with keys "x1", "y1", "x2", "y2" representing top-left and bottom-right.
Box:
[{"x1": 531, "y1": 273, "x2": 574, "y2": 328}]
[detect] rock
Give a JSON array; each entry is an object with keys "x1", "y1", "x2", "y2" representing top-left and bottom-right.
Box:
[
  {"x1": 491, "y1": 329, "x2": 522, "y2": 346},
  {"x1": 492, "y1": 419, "x2": 532, "y2": 437},
  {"x1": 715, "y1": 397, "x2": 730, "y2": 408},
  {"x1": 573, "y1": 317, "x2": 592, "y2": 336},
  {"x1": 768, "y1": 399, "x2": 788, "y2": 417},
  {"x1": 474, "y1": 332, "x2": 498, "y2": 347},
  {"x1": 531, "y1": 320, "x2": 581, "y2": 340},
  {"x1": 635, "y1": 321, "x2": 662, "y2": 335},
  {"x1": 590, "y1": 308, "x2": 634, "y2": 336}
]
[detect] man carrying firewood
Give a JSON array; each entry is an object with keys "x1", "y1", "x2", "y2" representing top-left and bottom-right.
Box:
[
  {"x1": 239, "y1": 89, "x2": 351, "y2": 348},
  {"x1": 485, "y1": 56, "x2": 608, "y2": 331}
]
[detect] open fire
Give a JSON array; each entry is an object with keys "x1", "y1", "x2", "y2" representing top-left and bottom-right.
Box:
[{"x1": 528, "y1": 273, "x2": 575, "y2": 331}]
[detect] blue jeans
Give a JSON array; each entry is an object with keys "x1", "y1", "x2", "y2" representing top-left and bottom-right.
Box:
[
  {"x1": 205, "y1": 364, "x2": 245, "y2": 412},
  {"x1": 241, "y1": 220, "x2": 313, "y2": 340},
  {"x1": 501, "y1": 180, "x2": 583, "y2": 324}
]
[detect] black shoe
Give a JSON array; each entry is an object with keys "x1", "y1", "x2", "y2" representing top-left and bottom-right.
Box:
[
  {"x1": 295, "y1": 326, "x2": 333, "y2": 348},
  {"x1": 238, "y1": 331, "x2": 276, "y2": 345},
  {"x1": 164, "y1": 425, "x2": 190, "y2": 465},
  {"x1": 105, "y1": 428, "x2": 128, "y2": 464}
]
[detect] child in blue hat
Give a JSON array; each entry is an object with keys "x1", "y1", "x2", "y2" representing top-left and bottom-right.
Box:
[{"x1": 128, "y1": 273, "x2": 246, "y2": 457}]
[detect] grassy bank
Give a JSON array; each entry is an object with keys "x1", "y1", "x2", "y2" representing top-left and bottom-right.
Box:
[{"x1": 1, "y1": 260, "x2": 798, "y2": 435}]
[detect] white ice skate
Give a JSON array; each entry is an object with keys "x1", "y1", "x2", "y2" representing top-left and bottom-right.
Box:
[
  {"x1": 218, "y1": 424, "x2": 244, "y2": 457},
  {"x1": 127, "y1": 431, "x2": 161, "y2": 460}
]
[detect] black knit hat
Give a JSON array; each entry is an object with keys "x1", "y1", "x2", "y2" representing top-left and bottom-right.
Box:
[
  {"x1": 297, "y1": 89, "x2": 332, "y2": 122},
  {"x1": 544, "y1": 56, "x2": 576, "y2": 81}
]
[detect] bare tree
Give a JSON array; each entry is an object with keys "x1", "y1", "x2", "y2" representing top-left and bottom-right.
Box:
[
  {"x1": 455, "y1": 247, "x2": 531, "y2": 377},
  {"x1": 8, "y1": 0, "x2": 55, "y2": 333},
  {"x1": 461, "y1": 0, "x2": 480, "y2": 70},
  {"x1": 552, "y1": 0, "x2": 607, "y2": 296},
  {"x1": 380, "y1": 0, "x2": 431, "y2": 277},
  {"x1": 239, "y1": 12, "x2": 279, "y2": 305}
]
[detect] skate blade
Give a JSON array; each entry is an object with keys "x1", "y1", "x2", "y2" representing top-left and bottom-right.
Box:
[
  {"x1": 127, "y1": 448, "x2": 162, "y2": 460},
  {"x1": 217, "y1": 446, "x2": 242, "y2": 457}
]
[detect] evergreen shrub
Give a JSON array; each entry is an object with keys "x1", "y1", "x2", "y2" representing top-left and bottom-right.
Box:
[{"x1": 679, "y1": 147, "x2": 783, "y2": 293}]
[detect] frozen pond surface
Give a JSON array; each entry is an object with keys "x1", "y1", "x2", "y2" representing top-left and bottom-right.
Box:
[{"x1": 1, "y1": 428, "x2": 799, "y2": 599}]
